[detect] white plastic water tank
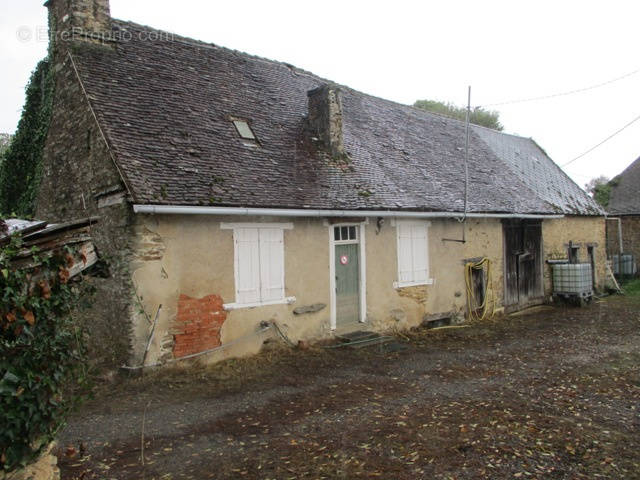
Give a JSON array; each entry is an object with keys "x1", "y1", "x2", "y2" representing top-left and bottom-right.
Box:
[
  {"x1": 552, "y1": 264, "x2": 593, "y2": 295},
  {"x1": 612, "y1": 255, "x2": 637, "y2": 275}
]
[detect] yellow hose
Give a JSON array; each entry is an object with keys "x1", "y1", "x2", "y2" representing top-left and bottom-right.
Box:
[{"x1": 464, "y1": 258, "x2": 495, "y2": 322}]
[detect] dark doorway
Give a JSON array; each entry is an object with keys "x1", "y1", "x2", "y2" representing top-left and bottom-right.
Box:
[
  {"x1": 587, "y1": 246, "x2": 596, "y2": 290},
  {"x1": 503, "y1": 220, "x2": 543, "y2": 309},
  {"x1": 471, "y1": 267, "x2": 485, "y2": 308}
]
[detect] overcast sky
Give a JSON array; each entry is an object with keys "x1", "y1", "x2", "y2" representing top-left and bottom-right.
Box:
[{"x1": 1, "y1": 0, "x2": 638, "y2": 187}]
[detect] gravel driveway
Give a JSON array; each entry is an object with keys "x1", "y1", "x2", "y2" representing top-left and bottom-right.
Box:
[{"x1": 58, "y1": 297, "x2": 640, "y2": 479}]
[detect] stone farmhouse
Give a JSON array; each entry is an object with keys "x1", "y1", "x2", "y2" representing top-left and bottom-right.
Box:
[{"x1": 38, "y1": 0, "x2": 606, "y2": 368}]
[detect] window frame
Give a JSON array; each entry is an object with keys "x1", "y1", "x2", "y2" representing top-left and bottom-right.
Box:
[
  {"x1": 393, "y1": 220, "x2": 434, "y2": 289},
  {"x1": 232, "y1": 120, "x2": 256, "y2": 140},
  {"x1": 220, "y1": 222, "x2": 295, "y2": 310}
]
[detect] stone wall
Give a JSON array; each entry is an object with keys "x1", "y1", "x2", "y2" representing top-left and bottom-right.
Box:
[
  {"x1": 0, "y1": 443, "x2": 59, "y2": 480},
  {"x1": 36, "y1": 44, "x2": 134, "y2": 368},
  {"x1": 47, "y1": 0, "x2": 111, "y2": 43},
  {"x1": 542, "y1": 216, "x2": 607, "y2": 293},
  {"x1": 365, "y1": 217, "x2": 505, "y2": 330},
  {"x1": 129, "y1": 215, "x2": 507, "y2": 365},
  {"x1": 124, "y1": 215, "x2": 609, "y2": 367}
]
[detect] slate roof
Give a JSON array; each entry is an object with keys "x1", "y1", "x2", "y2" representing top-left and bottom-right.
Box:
[
  {"x1": 472, "y1": 127, "x2": 604, "y2": 215},
  {"x1": 69, "y1": 20, "x2": 602, "y2": 216},
  {"x1": 608, "y1": 156, "x2": 640, "y2": 215}
]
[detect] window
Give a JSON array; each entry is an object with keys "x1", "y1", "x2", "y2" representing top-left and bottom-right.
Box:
[
  {"x1": 394, "y1": 221, "x2": 433, "y2": 288},
  {"x1": 232, "y1": 120, "x2": 256, "y2": 140},
  {"x1": 221, "y1": 223, "x2": 294, "y2": 309},
  {"x1": 334, "y1": 225, "x2": 358, "y2": 242}
]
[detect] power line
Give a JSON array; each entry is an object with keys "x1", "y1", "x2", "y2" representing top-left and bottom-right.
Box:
[
  {"x1": 480, "y1": 66, "x2": 640, "y2": 108},
  {"x1": 561, "y1": 112, "x2": 640, "y2": 167}
]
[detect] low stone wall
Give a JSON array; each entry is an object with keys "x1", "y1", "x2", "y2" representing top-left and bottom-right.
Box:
[{"x1": 0, "y1": 444, "x2": 59, "y2": 480}]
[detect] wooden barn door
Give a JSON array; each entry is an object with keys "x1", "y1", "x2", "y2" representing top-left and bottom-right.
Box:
[{"x1": 503, "y1": 220, "x2": 543, "y2": 309}]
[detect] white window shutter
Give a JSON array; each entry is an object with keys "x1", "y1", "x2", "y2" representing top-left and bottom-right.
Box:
[
  {"x1": 396, "y1": 221, "x2": 430, "y2": 286},
  {"x1": 259, "y1": 228, "x2": 285, "y2": 302},
  {"x1": 235, "y1": 228, "x2": 261, "y2": 304},
  {"x1": 397, "y1": 224, "x2": 414, "y2": 283},
  {"x1": 411, "y1": 224, "x2": 428, "y2": 283}
]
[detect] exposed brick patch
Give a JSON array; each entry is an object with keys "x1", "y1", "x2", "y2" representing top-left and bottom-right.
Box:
[{"x1": 173, "y1": 294, "x2": 226, "y2": 358}]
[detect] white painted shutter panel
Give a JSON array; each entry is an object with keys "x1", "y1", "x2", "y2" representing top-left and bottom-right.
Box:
[
  {"x1": 411, "y1": 224, "x2": 429, "y2": 283},
  {"x1": 397, "y1": 224, "x2": 414, "y2": 283},
  {"x1": 235, "y1": 228, "x2": 261, "y2": 304},
  {"x1": 259, "y1": 228, "x2": 285, "y2": 302}
]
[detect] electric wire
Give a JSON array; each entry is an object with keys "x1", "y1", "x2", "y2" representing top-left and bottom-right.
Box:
[
  {"x1": 480, "y1": 66, "x2": 640, "y2": 108},
  {"x1": 561, "y1": 112, "x2": 640, "y2": 167}
]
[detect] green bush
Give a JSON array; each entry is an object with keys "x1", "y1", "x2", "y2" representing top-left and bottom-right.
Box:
[
  {"x1": 0, "y1": 234, "x2": 88, "y2": 472},
  {"x1": 413, "y1": 99, "x2": 503, "y2": 131}
]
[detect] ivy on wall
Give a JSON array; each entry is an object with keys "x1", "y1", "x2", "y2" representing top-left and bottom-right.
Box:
[
  {"x1": 0, "y1": 234, "x2": 89, "y2": 472},
  {"x1": 0, "y1": 58, "x2": 54, "y2": 217}
]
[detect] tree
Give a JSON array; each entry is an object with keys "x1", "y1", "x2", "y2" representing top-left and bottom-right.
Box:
[
  {"x1": 0, "y1": 135, "x2": 12, "y2": 174},
  {"x1": 0, "y1": 134, "x2": 12, "y2": 156},
  {"x1": 413, "y1": 99, "x2": 503, "y2": 131},
  {"x1": 584, "y1": 175, "x2": 611, "y2": 207}
]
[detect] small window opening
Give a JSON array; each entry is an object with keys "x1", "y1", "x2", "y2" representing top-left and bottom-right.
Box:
[
  {"x1": 587, "y1": 246, "x2": 596, "y2": 287},
  {"x1": 568, "y1": 246, "x2": 580, "y2": 264},
  {"x1": 232, "y1": 120, "x2": 256, "y2": 140}
]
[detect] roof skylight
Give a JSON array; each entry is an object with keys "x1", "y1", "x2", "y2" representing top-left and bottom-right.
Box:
[{"x1": 232, "y1": 120, "x2": 256, "y2": 140}]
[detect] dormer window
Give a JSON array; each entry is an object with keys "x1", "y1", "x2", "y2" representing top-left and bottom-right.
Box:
[{"x1": 232, "y1": 120, "x2": 256, "y2": 141}]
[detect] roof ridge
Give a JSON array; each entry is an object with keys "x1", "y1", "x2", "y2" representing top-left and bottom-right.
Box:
[
  {"x1": 113, "y1": 19, "x2": 479, "y2": 129},
  {"x1": 113, "y1": 19, "x2": 335, "y2": 83}
]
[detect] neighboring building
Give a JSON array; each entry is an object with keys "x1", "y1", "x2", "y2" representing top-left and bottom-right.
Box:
[
  {"x1": 606, "y1": 156, "x2": 640, "y2": 275},
  {"x1": 37, "y1": 0, "x2": 606, "y2": 369}
]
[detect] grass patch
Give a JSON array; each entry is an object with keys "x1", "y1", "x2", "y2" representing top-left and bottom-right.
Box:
[{"x1": 621, "y1": 278, "x2": 640, "y2": 298}]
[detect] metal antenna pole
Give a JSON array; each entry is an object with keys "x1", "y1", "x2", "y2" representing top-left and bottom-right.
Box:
[
  {"x1": 463, "y1": 86, "x2": 470, "y2": 222},
  {"x1": 442, "y1": 86, "x2": 471, "y2": 244}
]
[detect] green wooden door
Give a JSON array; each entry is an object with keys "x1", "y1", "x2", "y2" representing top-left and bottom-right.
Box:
[{"x1": 335, "y1": 243, "x2": 360, "y2": 327}]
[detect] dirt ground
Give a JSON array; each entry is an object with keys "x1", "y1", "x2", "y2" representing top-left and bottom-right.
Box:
[{"x1": 58, "y1": 295, "x2": 640, "y2": 480}]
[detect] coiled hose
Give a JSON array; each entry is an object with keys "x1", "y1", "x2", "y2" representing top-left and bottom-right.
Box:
[{"x1": 465, "y1": 258, "x2": 495, "y2": 322}]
